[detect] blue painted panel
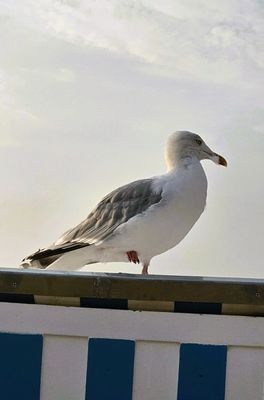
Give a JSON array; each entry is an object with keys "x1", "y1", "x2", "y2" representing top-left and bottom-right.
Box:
[
  {"x1": 85, "y1": 338, "x2": 135, "y2": 400},
  {"x1": 0, "y1": 333, "x2": 43, "y2": 400},
  {"x1": 177, "y1": 343, "x2": 227, "y2": 400}
]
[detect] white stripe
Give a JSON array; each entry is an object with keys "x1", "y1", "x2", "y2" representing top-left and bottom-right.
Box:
[
  {"x1": 133, "y1": 341, "x2": 179, "y2": 400},
  {"x1": 128, "y1": 300, "x2": 174, "y2": 312},
  {"x1": 1, "y1": 303, "x2": 264, "y2": 347},
  {"x1": 40, "y1": 335, "x2": 88, "y2": 400},
  {"x1": 225, "y1": 347, "x2": 264, "y2": 400},
  {"x1": 35, "y1": 296, "x2": 80, "y2": 307}
]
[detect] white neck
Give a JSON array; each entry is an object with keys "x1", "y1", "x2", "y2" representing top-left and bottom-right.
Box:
[{"x1": 165, "y1": 148, "x2": 198, "y2": 171}]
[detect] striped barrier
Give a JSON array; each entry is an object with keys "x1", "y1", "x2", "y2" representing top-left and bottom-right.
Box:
[
  {"x1": 0, "y1": 302, "x2": 264, "y2": 400},
  {"x1": 2, "y1": 293, "x2": 264, "y2": 315},
  {"x1": 0, "y1": 333, "x2": 229, "y2": 400},
  {"x1": 0, "y1": 269, "x2": 264, "y2": 399},
  {"x1": 0, "y1": 268, "x2": 264, "y2": 315}
]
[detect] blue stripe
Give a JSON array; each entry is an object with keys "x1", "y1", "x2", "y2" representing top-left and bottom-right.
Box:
[
  {"x1": 0, "y1": 293, "x2": 35, "y2": 304},
  {"x1": 85, "y1": 338, "x2": 135, "y2": 400},
  {"x1": 174, "y1": 302, "x2": 222, "y2": 314},
  {"x1": 0, "y1": 333, "x2": 43, "y2": 400},
  {"x1": 81, "y1": 298, "x2": 128, "y2": 310},
  {"x1": 177, "y1": 343, "x2": 227, "y2": 400}
]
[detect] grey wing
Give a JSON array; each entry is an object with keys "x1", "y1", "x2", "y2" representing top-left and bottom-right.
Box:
[
  {"x1": 25, "y1": 178, "x2": 163, "y2": 263},
  {"x1": 56, "y1": 178, "x2": 163, "y2": 245}
]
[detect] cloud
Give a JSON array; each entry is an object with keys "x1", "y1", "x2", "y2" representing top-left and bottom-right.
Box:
[{"x1": 1, "y1": 0, "x2": 263, "y2": 88}]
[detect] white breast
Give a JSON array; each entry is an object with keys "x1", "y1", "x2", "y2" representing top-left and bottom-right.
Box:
[{"x1": 104, "y1": 161, "x2": 208, "y2": 263}]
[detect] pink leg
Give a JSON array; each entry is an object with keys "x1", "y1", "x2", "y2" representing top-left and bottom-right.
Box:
[
  {"x1": 127, "y1": 250, "x2": 140, "y2": 264},
  {"x1": 141, "y1": 263, "x2": 149, "y2": 275}
]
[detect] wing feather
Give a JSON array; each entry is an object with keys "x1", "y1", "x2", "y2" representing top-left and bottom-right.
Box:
[
  {"x1": 57, "y1": 178, "x2": 162, "y2": 245},
  {"x1": 25, "y1": 178, "x2": 162, "y2": 262}
]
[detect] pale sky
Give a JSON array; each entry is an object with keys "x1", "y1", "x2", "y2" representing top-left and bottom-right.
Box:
[{"x1": 0, "y1": 0, "x2": 263, "y2": 277}]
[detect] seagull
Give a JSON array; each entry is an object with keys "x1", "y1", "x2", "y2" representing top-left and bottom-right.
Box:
[{"x1": 22, "y1": 131, "x2": 227, "y2": 274}]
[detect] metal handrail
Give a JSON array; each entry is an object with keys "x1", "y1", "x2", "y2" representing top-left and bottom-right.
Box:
[{"x1": 0, "y1": 268, "x2": 263, "y2": 305}]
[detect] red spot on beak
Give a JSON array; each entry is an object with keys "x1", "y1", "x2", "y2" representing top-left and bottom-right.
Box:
[
  {"x1": 212, "y1": 153, "x2": 227, "y2": 167},
  {"x1": 218, "y1": 154, "x2": 227, "y2": 167}
]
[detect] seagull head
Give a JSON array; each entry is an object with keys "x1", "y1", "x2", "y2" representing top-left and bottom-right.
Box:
[{"x1": 165, "y1": 130, "x2": 227, "y2": 170}]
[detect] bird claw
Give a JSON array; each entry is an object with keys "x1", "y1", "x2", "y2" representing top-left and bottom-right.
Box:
[{"x1": 127, "y1": 250, "x2": 140, "y2": 264}]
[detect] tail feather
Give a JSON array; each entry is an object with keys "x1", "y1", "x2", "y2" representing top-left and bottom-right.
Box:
[{"x1": 21, "y1": 242, "x2": 90, "y2": 270}]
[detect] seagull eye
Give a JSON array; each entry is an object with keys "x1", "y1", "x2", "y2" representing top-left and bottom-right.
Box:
[{"x1": 195, "y1": 139, "x2": 202, "y2": 146}]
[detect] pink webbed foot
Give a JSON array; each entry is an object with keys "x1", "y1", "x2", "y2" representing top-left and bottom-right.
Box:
[{"x1": 126, "y1": 250, "x2": 140, "y2": 264}]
